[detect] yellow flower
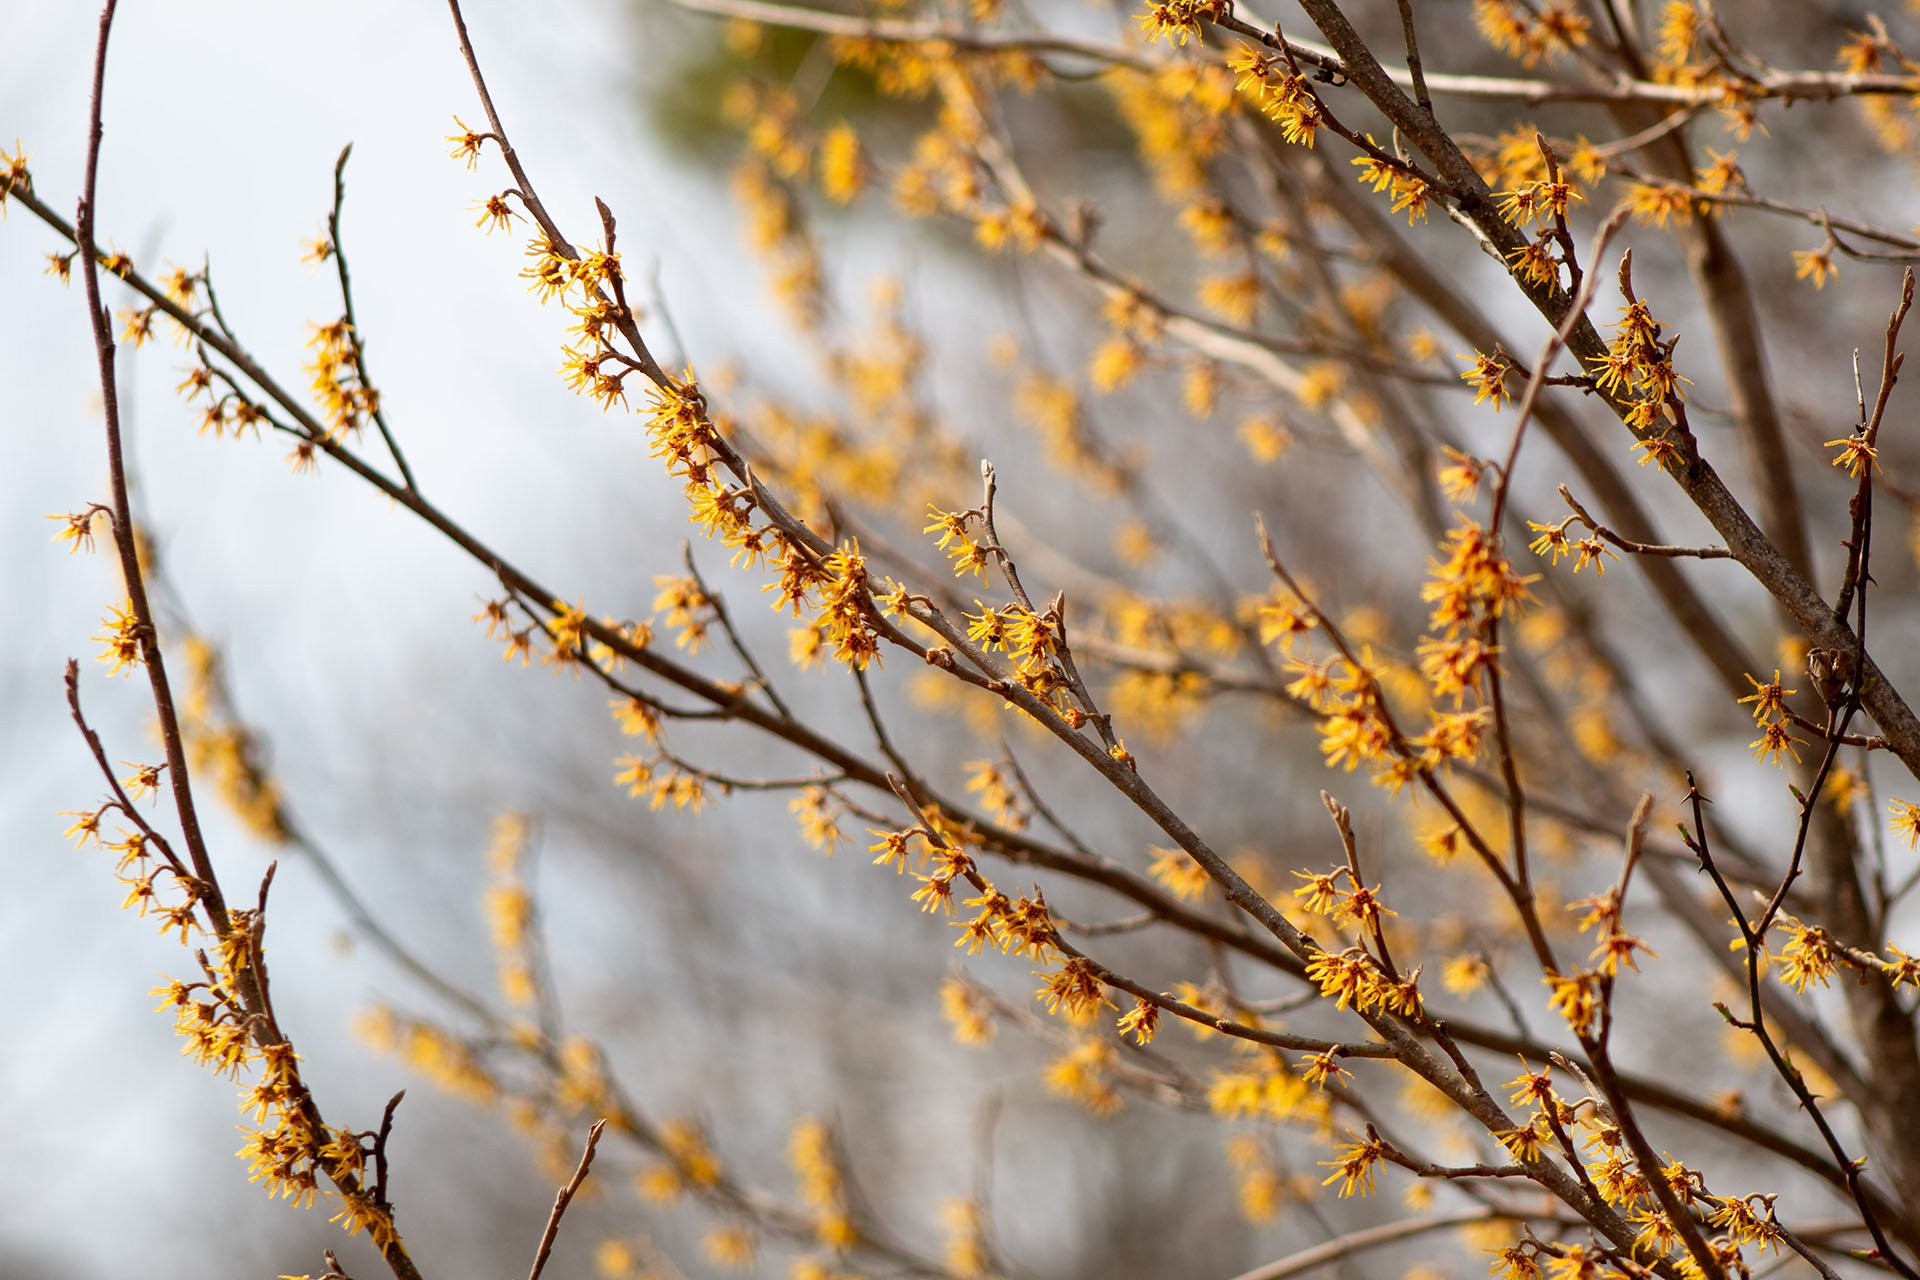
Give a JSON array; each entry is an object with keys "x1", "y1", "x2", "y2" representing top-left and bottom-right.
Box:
[
  {"x1": 1737, "y1": 670, "x2": 1794, "y2": 723},
  {"x1": 1793, "y1": 245, "x2": 1837, "y2": 289},
  {"x1": 1034, "y1": 956, "x2": 1109, "y2": 1017},
  {"x1": 1088, "y1": 337, "x2": 1143, "y2": 393},
  {"x1": 446, "y1": 115, "x2": 489, "y2": 168},
  {"x1": 1824, "y1": 430, "x2": 1878, "y2": 478},
  {"x1": 1891, "y1": 799, "x2": 1920, "y2": 849},
  {"x1": 1748, "y1": 719, "x2": 1804, "y2": 767},
  {"x1": 0, "y1": 139, "x2": 30, "y2": 207},
  {"x1": 1299, "y1": 1050, "x2": 1352, "y2": 1088},
  {"x1": 1135, "y1": 0, "x2": 1225, "y2": 46},
  {"x1": 95, "y1": 600, "x2": 145, "y2": 676},
  {"x1": 1626, "y1": 181, "x2": 1694, "y2": 228},
  {"x1": 1460, "y1": 351, "x2": 1514, "y2": 412},
  {"x1": 1239, "y1": 415, "x2": 1291, "y2": 462},
  {"x1": 941, "y1": 978, "x2": 996, "y2": 1044},
  {"x1": 1775, "y1": 919, "x2": 1840, "y2": 991},
  {"x1": 1116, "y1": 997, "x2": 1159, "y2": 1045},
  {"x1": 1149, "y1": 846, "x2": 1211, "y2": 901},
  {"x1": 595, "y1": 1240, "x2": 637, "y2": 1279},
  {"x1": 471, "y1": 193, "x2": 518, "y2": 234},
  {"x1": 1197, "y1": 273, "x2": 1259, "y2": 325},
  {"x1": 1318, "y1": 1135, "x2": 1384, "y2": 1198},
  {"x1": 1544, "y1": 970, "x2": 1600, "y2": 1037},
  {"x1": 703, "y1": 1226, "x2": 757, "y2": 1270},
  {"x1": 1045, "y1": 1038, "x2": 1122, "y2": 1114},
  {"x1": 817, "y1": 121, "x2": 865, "y2": 203}
]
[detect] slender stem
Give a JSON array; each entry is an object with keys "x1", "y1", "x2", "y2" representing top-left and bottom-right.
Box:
[
  {"x1": 526, "y1": 1120, "x2": 606, "y2": 1280},
  {"x1": 76, "y1": 0, "x2": 230, "y2": 935},
  {"x1": 1226, "y1": 1210, "x2": 1513, "y2": 1280},
  {"x1": 1392, "y1": 0, "x2": 1431, "y2": 117},
  {"x1": 327, "y1": 143, "x2": 418, "y2": 492}
]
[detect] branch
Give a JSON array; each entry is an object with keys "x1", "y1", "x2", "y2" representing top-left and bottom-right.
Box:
[
  {"x1": 526, "y1": 1119, "x2": 607, "y2": 1280},
  {"x1": 1556, "y1": 486, "x2": 1731, "y2": 559},
  {"x1": 1226, "y1": 1209, "x2": 1514, "y2": 1280},
  {"x1": 326, "y1": 143, "x2": 418, "y2": 492}
]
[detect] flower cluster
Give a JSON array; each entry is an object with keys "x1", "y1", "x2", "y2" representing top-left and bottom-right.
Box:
[
  {"x1": 1304, "y1": 945, "x2": 1421, "y2": 1016},
  {"x1": 176, "y1": 353, "x2": 273, "y2": 444},
  {"x1": 1134, "y1": 0, "x2": 1227, "y2": 47},
  {"x1": 1472, "y1": 0, "x2": 1591, "y2": 67},
  {"x1": 1424, "y1": 522, "x2": 1535, "y2": 638},
  {"x1": 1460, "y1": 351, "x2": 1515, "y2": 412},
  {"x1": 356, "y1": 1009, "x2": 500, "y2": 1107},
  {"x1": 1352, "y1": 145, "x2": 1434, "y2": 225},
  {"x1": 790, "y1": 1119, "x2": 859, "y2": 1252},
  {"x1": 93, "y1": 599, "x2": 144, "y2": 677},
  {"x1": 940, "y1": 977, "x2": 997, "y2": 1045},
  {"x1": 1737, "y1": 669, "x2": 1802, "y2": 768},
  {"x1": 965, "y1": 597, "x2": 1080, "y2": 720},
  {"x1": 1588, "y1": 293, "x2": 1691, "y2": 469},
  {"x1": 963, "y1": 760, "x2": 1026, "y2": 831},
  {"x1": 304, "y1": 317, "x2": 380, "y2": 439},
  {"x1": 1227, "y1": 49, "x2": 1320, "y2": 148},
  {"x1": 1763, "y1": 914, "x2": 1920, "y2": 994},
  {"x1": 1525, "y1": 516, "x2": 1618, "y2": 575},
  {"x1": 1207, "y1": 1053, "x2": 1319, "y2": 1123},
  {"x1": 1044, "y1": 1037, "x2": 1122, "y2": 1115},
  {"x1": 1287, "y1": 648, "x2": 1394, "y2": 778},
  {"x1": 1569, "y1": 891, "x2": 1657, "y2": 978},
  {"x1": 1497, "y1": 175, "x2": 1581, "y2": 231},
  {"x1": 1292, "y1": 866, "x2": 1395, "y2": 933},
  {"x1": 1543, "y1": 970, "x2": 1602, "y2": 1037},
  {"x1": 925, "y1": 504, "x2": 992, "y2": 583},
  {"x1": 482, "y1": 813, "x2": 538, "y2": 1008},
  {"x1": 178, "y1": 637, "x2": 293, "y2": 843},
  {"x1": 638, "y1": 1118, "x2": 723, "y2": 1202},
  {"x1": 1317, "y1": 1133, "x2": 1387, "y2": 1198},
  {"x1": 74, "y1": 794, "x2": 393, "y2": 1245}
]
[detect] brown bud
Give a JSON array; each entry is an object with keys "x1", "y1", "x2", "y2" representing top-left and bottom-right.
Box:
[{"x1": 1806, "y1": 646, "x2": 1853, "y2": 709}]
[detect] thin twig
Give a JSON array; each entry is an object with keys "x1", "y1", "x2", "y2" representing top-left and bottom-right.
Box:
[
  {"x1": 1392, "y1": 0, "x2": 1432, "y2": 117},
  {"x1": 327, "y1": 144, "x2": 418, "y2": 492},
  {"x1": 1225, "y1": 1209, "x2": 1506, "y2": 1280},
  {"x1": 1556, "y1": 486, "x2": 1732, "y2": 559},
  {"x1": 373, "y1": 1090, "x2": 405, "y2": 1209},
  {"x1": 526, "y1": 1119, "x2": 608, "y2": 1280}
]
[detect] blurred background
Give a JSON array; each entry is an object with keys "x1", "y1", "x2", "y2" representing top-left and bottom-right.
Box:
[{"x1": 6, "y1": 1, "x2": 1920, "y2": 1278}]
